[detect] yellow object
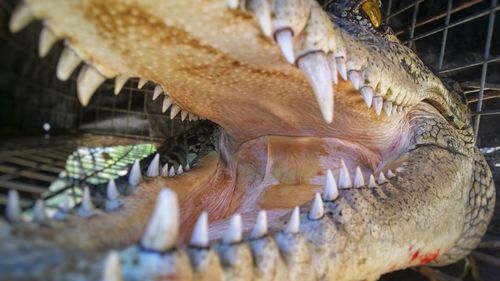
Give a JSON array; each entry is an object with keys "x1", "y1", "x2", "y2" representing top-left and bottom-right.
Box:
[{"x1": 361, "y1": 0, "x2": 382, "y2": 28}]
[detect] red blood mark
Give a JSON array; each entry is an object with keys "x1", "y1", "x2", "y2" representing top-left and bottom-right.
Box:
[
  {"x1": 317, "y1": 171, "x2": 324, "y2": 176},
  {"x1": 408, "y1": 249, "x2": 440, "y2": 265},
  {"x1": 410, "y1": 251, "x2": 420, "y2": 262}
]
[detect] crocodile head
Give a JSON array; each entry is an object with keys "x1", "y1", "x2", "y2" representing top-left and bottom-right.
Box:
[{"x1": 3, "y1": 0, "x2": 496, "y2": 280}]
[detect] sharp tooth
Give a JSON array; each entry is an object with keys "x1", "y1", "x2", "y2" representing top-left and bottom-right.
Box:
[
  {"x1": 190, "y1": 211, "x2": 209, "y2": 247},
  {"x1": 9, "y1": 4, "x2": 35, "y2": 33},
  {"x1": 102, "y1": 251, "x2": 123, "y2": 281},
  {"x1": 353, "y1": 166, "x2": 365, "y2": 188},
  {"x1": 373, "y1": 96, "x2": 383, "y2": 116},
  {"x1": 327, "y1": 54, "x2": 339, "y2": 85},
  {"x1": 348, "y1": 70, "x2": 363, "y2": 90},
  {"x1": 274, "y1": 29, "x2": 295, "y2": 64},
  {"x1": 285, "y1": 206, "x2": 300, "y2": 234},
  {"x1": 298, "y1": 52, "x2": 334, "y2": 124},
  {"x1": 396, "y1": 167, "x2": 404, "y2": 173},
  {"x1": 223, "y1": 213, "x2": 242, "y2": 244},
  {"x1": 162, "y1": 96, "x2": 173, "y2": 113},
  {"x1": 377, "y1": 172, "x2": 387, "y2": 184},
  {"x1": 152, "y1": 85, "x2": 163, "y2": 100},
  {"x1": 338, "y1": 159, "x2": 352, "y2": 188},
  {"x1": 146, "y1": 154, "x2": 160, "y2": 177},
  {"x1": 308, "y1": 193, "x2": 324, "y2": 220},
  {"x1": 56, "y1": 48, "x2": 81, "y2": 81},
  {"x1": 181, "y1": 110, "x2": 188, "y2": 121},
  {"x1": 383, "y1": 101, "x2": 393, "y2": 116},
  {"x1": 335, "y1": 57, "x2": 348, "y2": 80},
  {"x1": 251, "y1": 210, "x2": 268, "y2": 239},
  {"x1": 77, "y1": 65, "x2": 106, "y2": 106},
  {"x1": 160, "y1": 163, "x2": 169, "y2": 178},
  {"x1": 33, "y1": 199, "x2": 47, "y2": 223},
  {"x1": 128, "y1": 160, "x2": 142, "y2": 186},
  {"x1": 360, "y1": 87, "x2": 374, "y2": 108},
  {"x1": 137, "y1": 78, "x2": 148, "y2": 89},
  {"x1": 6, "y1": 190, "x2": 21, "y2": 222},
  {"x1": 368, "y1": 174, "x2": 378, "y2": 187},
  {"x1": 38, "y1": 27, "x2": 58, "y2": 58},
  {"x1": 114, "y1": 75, "x2": 129, "y2": 95},
  {"x1": 168, "y1": 166, "x2": 176, "y2": 177},
  {"x1": 250, "y1": 0, "x2": 272, "y2": 37},
  {"x1": 54, "y1": 192, "x2": 70, "y2": 220},
  {"x1": 141, "y1": 188, "x2": 179, "y2": 251},
  {"x1": 79, "y1": 187, "x2": 95, "y2": 217},
  {"x1": 185, "y1": 164, "x2": 191, "y2": 171},
  {"x1": 323, "y1": 169, "x2": 339, "y2": 201},
  {"x1": 170, "y1": 104, "x2": 181, "y2": 119},
  {"x1": 227, "y1": 0, "x2": 239, "y2": 9},
  {"x1": 176, "y1": 165, "x2": 184, "y2": 175},
  {"x1": 107, "y1": 179, "x2": 120, "y2": 201},
  {"x1": 387, "y1": 169, "x2": 396, "y2": 178}
]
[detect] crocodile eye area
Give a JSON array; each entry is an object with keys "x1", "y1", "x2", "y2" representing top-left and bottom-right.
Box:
[{"x1": 361, "y1": 0, "x2": 382, "y2": 28}]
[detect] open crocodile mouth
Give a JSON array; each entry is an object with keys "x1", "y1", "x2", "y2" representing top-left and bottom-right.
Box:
[{"x1": 4, "y1": 0, "x2": 495, "y2": 280}]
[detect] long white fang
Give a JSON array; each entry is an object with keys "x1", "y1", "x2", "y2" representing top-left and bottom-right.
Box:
[
  {"x1": 33, "y1": 199, "x2": 47, "y2": 223},
  {"x1": 141, "y1": 188, "x2": 179, "y2": 251},
  {"x1": 327, "y1": 54, "x2": 339, "y2": 84},
  {"x1": 353, "y1": 166, "x2": 365, "y2": 188},
  {"x1": 338, "y1": 159, "x2": 352, "y2": 188},
  {"x1": 251, "y1": 0, "x2": 272, "y2": 37},
  {"x1": 53, "y1": 192, "x2": 70, "y2": 220},
  {"x1": 373, "y1": 97, "x2": 383, "y2": 116},
  {"x1": 6, "y1": 190, "x2": 21, "y2": 222},
  {"x1": 168, "y1": 166, "x2": 176, "y2": 177},
  {"x1": 348, "y1": 70, "x2": 363, "y2": 90},
  {"x1": 190, "y1": 211, "x2": 209, "y2": 247},
  {"x1": 251, "y1": 210, "x2": 268, "y2": 239},
  {"x1": 181, "y1": 110, "x2": 188, "y2": 121},
  {"x1": 298, "y1": 52, "x2": 334, "y2": 123},
  {"x1": 57, "y1": 48, "x2": 81, "y2": 81},
  {"x1": 170, "y1": 104, "x2": 181, "y2": 119},
  {"x1": 39, "y1": 27, "x2": 58, "y2": 58},
  {"x1": 79, "y1": 187, "x2": 95, "y2": 217},
  {"x1": 114, "y1": 75, "x2": 129, "y2": 95},
  {"x1": 323, "y1": 169, "x2": 339, "y2": 201},
  {"x1": 223, "y1": 213, "x2": 242, "y2": 244},
  {"x1": 387, "y1": 169, "x2": 396, "y2": 178},
  {"x1": 176, "y1": 165, "x2": 184, "y2": 175},
  {"x1": 102, "y1": 251, "x2": 123, "y2": 281},
  {"x1": 275, "y1": 29, "x2": 295, "y2": 64},
  {"x1": 160, "y1": 163, "x2": 169, "y2": 178},
  {"x1": 128, "y1": 160, "x2": 142, "y2": 186},
  {"x1": 9, "y1": 4, "x2": 35, "y2": 33},
  {"x1": 368, "y1": 174, "x2": 378, "y2": 188},
  {"x1": 285, "y1": 206, "x2": 300, "y2": 234},
  {"x1": 227, "y1": 0, "x2": 239, "y2": 9},
  {"x1": 152, "y1": 85, "x2": 163, "y2": 100},
  {"x1": 137, "y1": 78, "x2": 148, "y2": 89},
  {"x1": 383, "y1": 101, "x2": 393, "y2": 116},
  {"x1": 107, "y1": 179, "x2": 120, "y2": 201},
  {"x1": 146, "y1": 154, "x2": 160, "y2": 177},
  {"x1": 377, "y1": 172, "x2": 387, "y2": 184},
  {"x1": 335, "y1": 57, "x2": 348, "y2": 80},
  {"x1": 185, "y1": 164, "x2": 191, "y2": 171},
  {"x1": 308, "y1": 193, "x2": 324, "y2": 220},
  {"x1": 162, "y1": 96, "x2": 173, "y2": 113},
  {"x1": 360, "y1": 87, "x2": 374, "y2": 108},
  {"x1": 77, "y1": 65, "x2": 106, "y2": 106}
]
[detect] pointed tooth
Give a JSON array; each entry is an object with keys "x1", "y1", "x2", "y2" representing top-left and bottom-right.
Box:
[
  {"x1": 128, "y1": 160, "x2": 142, "y2": 186},
  {"x1": 77, "y1": 65, "x2": 106, "y2": 106},
  {"x1": 137, "y1": 78, "x2": 148, "y2": 89},
  {"x1": 227, "y1": 0, "x2": 239, "y2": 9},
  {"x1": 338, "y1": 159, "x2": 352, "y2": 188},
  {"x1": 377, "y1": 172, "x2": 387, "y2": 184},
  {"x1": 274, "y1": 29, "x2": 295, "y2": 64},
  {"x1": 250, "y1": 0, "x2": 272, "y2": 37},
  {"x1": 285, "y1": 207, "x2": 300, "y2": 234},
  {"x1": 353, "y1": 166, "x2": 365, "y2": 188},
  {"x1": 33, "y1": 199, "x2": 47, "y2": 223},
  {"x1": 56, "y1": 48, "x2": 81, "y2": 81},
  {"x1": 396, "y1": 167, "x2": 404, "y2": 173},
  {"x1": 190, "y1": 211, "x2": 209, "y2": 247},
  {"x1": 348, "y1": 70, "x2": 363, "y2": 90},
  {"x1": 162, "y1": 96, "x2": 173, "y2": 113},
  {"x1": 176, "y1": 165, "x2": 184, "y2": 175},
  {"x1": 141, "y1": 188, "x2": 179, "y2": 251},
  {"x1": 368, "y1": 174, "x2": 378, "y2": 188},
  {"x1": 308, "y1": 193, "x2": 324, "y2": 220},
  {"x1": 185, "y1": 164, "x2": 191, "y2": 171},
  {"x1": 298, "y1": 52, "x2": 334, "y2": 124},
  {"x1": 79, "y1": 187, "x2": 95, "y2": 217},
  {"x1": 153, "y1": 85, "x2": 163, "y2": 100},
  {"x1": 102, "y1": 251, "x2": 123, "y2": 281},
  {"x1": 360, "y1": 87, "x2": 374, "y2": 108},
  {"x1": 327, "y1": 54, "x2": 339, "y2": 84},
  {"x1": 168, "y1": 166, "x2": 176, "y2": 177},
  {"x1": 60, "y1": 192, "x2": 70, "y2": 212},
  {"x1": 114, "y1": 75, "x2": 129, "y2": 95},
  {"x1": 146, "y1": 154, "x2": 160, "y2": 177},
  {"x1": 387, "y1": 169, "x2": 396, "y2": 178},
  {"x1": 107, "y1": 179, "x2": 120, "y2": 201},
  {"x1": 383, "y1": 101, "x2": 393, "y2": 116},
  {"x1": 323, "y1": 169, "x2": 339, "y2": 201},
  {"x1": 9, "y1": 4, "x2": 35, "y2": 33},
  {"x1": 6, "y1": 190, "x2": 21, "y2": 222},
  {"x1": 170, "y1": 104, "x2": 181, "y2": 119},
  {"x1": 38, "y1": 27, "x2": 58, "y2": 58},
  {"x1": 335, "y1": 57, "x2": 348, "y2": 80},
  {"x1": 223, "y1": 213, "x2": 242, "y2": 244},
  {"x1": 373, "y1": 97, "x2": 383, "y2": 116},
  {"x1": 160, "y1": 163, "x2": 169, "y2": 178},
  {"x1": 181, "y1": 110, "x2": 188, "y2": 121},
  {"x1": 251, "y1": 210, "x2": 268, "y2": 239}
]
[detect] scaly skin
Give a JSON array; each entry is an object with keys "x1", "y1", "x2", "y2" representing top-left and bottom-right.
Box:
[{"x1": 1, "y1": 0, "x2": 495, "y2": 280}]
